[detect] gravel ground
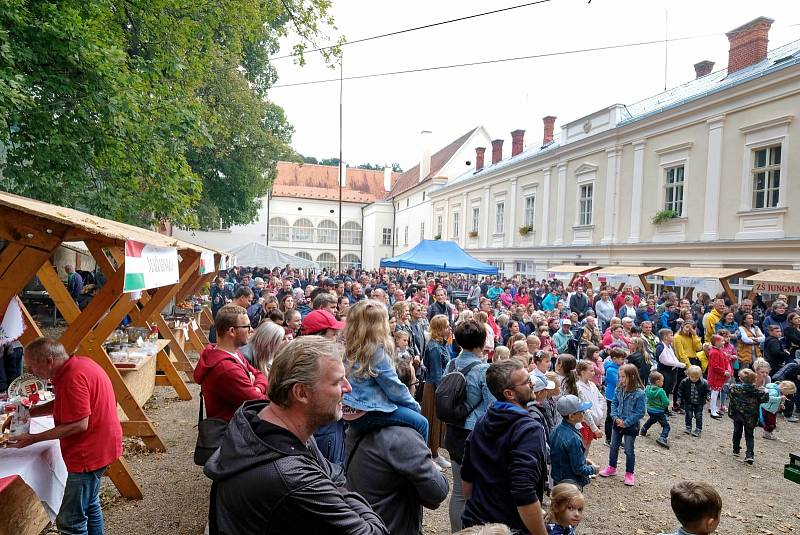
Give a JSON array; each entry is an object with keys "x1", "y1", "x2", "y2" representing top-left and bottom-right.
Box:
[{"x1": 92, "y1": 385, "x2": 800, "y2": 535}]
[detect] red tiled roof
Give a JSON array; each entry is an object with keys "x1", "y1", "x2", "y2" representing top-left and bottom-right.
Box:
[
  {"x1": 389, "y1": 127, "x2": 479, "y2": 198},
  {"x1": 272, "y1": 162, "x2": 399, "y2": 203}
]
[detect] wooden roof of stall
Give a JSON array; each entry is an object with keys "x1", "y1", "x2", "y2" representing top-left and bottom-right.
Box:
[
  {"x1": 0, "y1": 190, "x2": 204, "y2": 251},
  {"x1": 656, "y1": 267, "x2": 753, "y2": 279},
  {"x1": 547, "y1": 264, "x2": 601, "y2": 274},
  {"x1": 595, "y1": 266, "x2": 665, "y2": 276},
  {"x1": 745, "y1": 270, "x2": 800, "y2": 284}
]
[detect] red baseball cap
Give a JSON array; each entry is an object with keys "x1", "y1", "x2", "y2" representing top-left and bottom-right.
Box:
[{"x1": 301, "y1": 309, "x2": 345, "y2": 335}]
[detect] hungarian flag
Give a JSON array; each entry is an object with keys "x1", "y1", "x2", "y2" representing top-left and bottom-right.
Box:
[
  {"x1": 199, "y1": 250, "x2": 215, "y2": 275},
  {"x1": 124, "y1": 240, "x2": 180, "y2": 293}
]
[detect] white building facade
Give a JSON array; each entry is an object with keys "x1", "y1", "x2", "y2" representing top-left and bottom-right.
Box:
[{"x1": 428, "y1": 17, "x2": 800, "y2": 294}]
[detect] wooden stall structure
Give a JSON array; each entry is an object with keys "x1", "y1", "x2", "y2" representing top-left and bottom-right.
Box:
[
  {"x1": 546, "y1": 264, "x2": 601, "y2": 289},
  {"x1": 0, "y1": 190, "x2": 208, "y2": 499},
  {"x1": 592, "y1": 266, "x2": 665, "y2": 293},
  {"x1": 655, "y1": 267, "x2": 754, "y2": 304},
  {"x1": 744, "y1": 270, "x2": 800, "y2": 303}
]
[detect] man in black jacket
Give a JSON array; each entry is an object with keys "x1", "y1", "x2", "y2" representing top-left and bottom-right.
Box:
[
  {"x1": 764, "y1": 325, "x2": 791, "y2": 375},
  {"x1": 428, "y1": 288, "x2": 453, "y2": 322},
  {"x1": 568, "y1": 286, "x2": 590, "y2": 319},
  {"x1": 461, "y1": 360, "x2": 548, "y2": 535},
  {"x1": 204, "y1": 336, "x2": 388, "y2": 535}
]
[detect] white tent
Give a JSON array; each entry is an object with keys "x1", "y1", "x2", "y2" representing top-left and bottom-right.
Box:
[{"x1": 226, "y1": 242, "x2": 319, "y2": 270}]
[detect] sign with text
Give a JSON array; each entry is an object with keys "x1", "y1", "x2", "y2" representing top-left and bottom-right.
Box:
[
  {"x1": 663, "y1": 276, "x2": 704, "y2": 287},
  {"x1": 752, "y1": 281, "x2": 800, "y2": 296},
  {"x1": 199, "y1": 250, "x2": 215, "y2": 275},
  {"x1": 123, "y1": 240, "x2": 180, "y2": 292}
]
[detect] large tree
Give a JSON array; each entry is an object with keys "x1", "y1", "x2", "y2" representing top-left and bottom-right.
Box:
[{"x1": 0, "y1": 0, "x2": 339, "y2": 228}]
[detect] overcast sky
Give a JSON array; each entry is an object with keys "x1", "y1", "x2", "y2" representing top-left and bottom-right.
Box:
[{"x1": 268, "y1": 0, "x2": 799, "y2": 171}]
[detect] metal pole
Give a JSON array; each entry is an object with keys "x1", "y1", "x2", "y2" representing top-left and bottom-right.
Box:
[{"x1": 338, "y1": 53, "x2": 343, "y2": 274}]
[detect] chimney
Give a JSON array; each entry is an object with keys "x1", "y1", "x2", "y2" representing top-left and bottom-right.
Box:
[
  {"x1": 542, "y1": 116, "x2": 556, "y2": 146},
  {"x1": 383, "y1": 166, "x2": 392, "y2": 192},
  {"x1": 475, "y1": 147, "x2": 486, "y2": 172},
  {"x1": 419, "y1": 130, "x2": 432, "y2": 182},
  {"x1": 693, "y1": 60, "x2": 715, "y2": 78},
  {"x1": 510, "y1": 129, "x2": 525, "y2": 157},
  {"x1": 491, "y1": 139, "x2": 503, "y2": 165},
  {"x1": 726, "y1": 17, "x2": 773, "y2": 75}
]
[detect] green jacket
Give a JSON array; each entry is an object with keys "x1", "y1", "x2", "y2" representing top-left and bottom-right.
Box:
[{"x1": 645, "y1": 385, "x2": 670, "y2": 413}]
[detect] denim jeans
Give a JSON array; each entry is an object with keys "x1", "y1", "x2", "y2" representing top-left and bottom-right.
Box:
[
  {"x1": 641, "y1": 411, "x2": 670, "y2": 439},
  {"x1": 313, "y1": 420, "x2": 346, "y2": 465},
  {"x1": 348, "y1": 406, "x2": 429, "y2": 442},
  {"x1": 608, "y1": 427, "x2": 637, "y2": 473},
  {"x1": 449, "y1": 460, "x2": 465, "y2": 532},
  {"x1": 732, "y1": 421, "x2": 755, "y2": 457},
  {"x1": 0, "y1": 346, "x2": 23, "y2": 392},
  {"x1": 684, "y1": 403, "x2": 704, "y2": 430},
  {"x1": 56, "y1": 467, "x2": 107, "y2": 535}
]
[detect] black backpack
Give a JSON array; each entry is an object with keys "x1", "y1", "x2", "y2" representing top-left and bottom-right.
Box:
[{"x1": 435, "y1": 360, "x2": 481, "y2": 424}]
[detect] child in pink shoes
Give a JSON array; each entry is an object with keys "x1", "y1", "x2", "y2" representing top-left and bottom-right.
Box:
[{"x1": 598, "y1": 364, "x2": 646, "y2": 486}]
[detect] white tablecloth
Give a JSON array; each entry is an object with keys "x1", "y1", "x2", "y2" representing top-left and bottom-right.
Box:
[{"x1": 0, "y1": 417, "x2": 68, "y2": 520}]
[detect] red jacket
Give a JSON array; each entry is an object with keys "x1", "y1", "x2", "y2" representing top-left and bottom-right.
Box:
[
  {"x1": 613, "y1": 292, "x2": 640, "y2": 312},
  {"x1": 194, "y1": 345, "x2": 267, "y2": 421},
  {"x1": 707, "y1": 347, "x2": 731, "y2": 390}
]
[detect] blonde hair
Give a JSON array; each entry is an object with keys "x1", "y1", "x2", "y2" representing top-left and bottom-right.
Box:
[
  {"x1": 429, "y1": 314, "x2": 450, "y2": 342},
  {"x1": 506, "y1": 332, "x2": 526, "y2": 349},
  {"x1": 753, "y1": 358, "x2": 771, "y2": 373},
  {"x1": 545, "y1": 483, "x2": 584, "y2": 524},
  {"x1": 618, "y1": 363, "x2": 644, "y2": 391},
  {"x1": 456, "y1": 309, "x2": 474, "y2": 324},
  {"x1": 686, "y1": 365, "x2": 702, "y2": 379},
  {"x1": 629, "y1": 337, "x2": 651, "y2": 365},
  {"x1": 249, "y1": 321, "x2": 286, "y2": 378},
  {"x1": 511, "y1": 340, "x2": 528, "y2": 357},
  {"x1": 475, "y1": 311, "x2": 489, "y2": 325},
  {"x1": 493, "y1": 346, "x2": 511, "y2": 361},
  {"x1": 778, "y1": 380, "x2": 798, "y2": 394},
  {"x1": 344, "y1": 299, "x2": 394, "y2": 379}
]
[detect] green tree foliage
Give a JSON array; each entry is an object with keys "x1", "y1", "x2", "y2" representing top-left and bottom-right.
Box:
[{"x1": 0, "y1": 0, "x2": 339, "y2": 228}]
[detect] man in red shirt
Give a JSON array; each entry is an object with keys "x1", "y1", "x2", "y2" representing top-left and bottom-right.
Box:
[
  {"x1": 7, "y1": 337, "x2": 122, "y2": 535},
  {"x1": 194, "y1": 305, "x2": 267, "y2": 421}
]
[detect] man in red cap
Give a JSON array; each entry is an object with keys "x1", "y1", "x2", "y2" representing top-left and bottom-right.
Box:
[{"x1": 301, "y1": 309, "x2": 345, "y2": 339}]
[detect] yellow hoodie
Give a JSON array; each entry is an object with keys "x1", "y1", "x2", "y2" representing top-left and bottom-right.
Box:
[
  {"x1": 674, "y1": 332, "x2": 702, "y2": 368},
  {"x1": 703, "y1": 308, "x2": 722, "y2": 343}
]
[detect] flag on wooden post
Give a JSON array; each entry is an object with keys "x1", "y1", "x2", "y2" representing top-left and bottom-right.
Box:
[{"x1": 123, "y1": 240, "x2": 180, "y2": 293}]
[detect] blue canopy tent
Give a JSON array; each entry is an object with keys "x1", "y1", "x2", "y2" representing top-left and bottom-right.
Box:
[{"x1": 380, "y1": 240, "x2": 499, "y2": 275}]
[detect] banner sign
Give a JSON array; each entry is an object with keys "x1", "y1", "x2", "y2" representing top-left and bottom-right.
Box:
[
  {"x1": 199, "y1": 250, "x2": 215, "y2": 275},
  {"x1": 662, "y1": 276, "x2": 704, "y2": 287},
  {"x1": 0, "y1": 297, "x2": 26, "y2": 345},
  {"x1": 123, "y1": 240, "x2": 180, "y2": 293},
  {"x1": 595, "y1": 273, "x2": 630, "y2": 285},
  {"x1": 752, "y1": 281, "x2": 800, "y2": 296},
  {"x1": 548, "y1": 272, "x2": 572, "y2": 280}
]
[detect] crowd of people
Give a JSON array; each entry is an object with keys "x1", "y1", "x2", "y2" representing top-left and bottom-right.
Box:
[{"x1": 193, "y1": 265, "x2": 800, "y2": 534}]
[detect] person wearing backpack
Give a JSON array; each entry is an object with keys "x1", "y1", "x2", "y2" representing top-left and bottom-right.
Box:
[{"x1": 440, "y1": 319, "x2": 495, "y2": 532}]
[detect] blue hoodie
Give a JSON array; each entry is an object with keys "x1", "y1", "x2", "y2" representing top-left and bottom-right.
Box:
[
  {"x1": 604, "y1": 359, "x2": 621, "y2": 401},
  {"x1": 462, "y1": 402, "x2": 547, "y2": 534}
]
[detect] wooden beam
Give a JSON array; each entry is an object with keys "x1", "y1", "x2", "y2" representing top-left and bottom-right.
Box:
[
  {"x1": 156, "y1": 350, "x2": 192, "y2": 400},
  {"x1": 120, "y1": 421, "x2": 160, "y2": 437},
  {"x1": 139, "y1": 252, "x2": 201, "y2": 321},
  {"x1": 36, "y1": 263, "x2": 81, "y2": 323},
  {"x1": 17, "y1": 300, "x2": 44, "y2": 346},
  {"x1": 0, "y1": 242, "x2": 25, "y2": 277},
  {"x1": 720, "y1": 278, "x2": 737, "y2": 305},
  {"x1": 0, "y1": 211, "x2": 68, "y2": 252},
  {"x1": 105, "y1": 458, "x2": 143, "y2": 500},
  {"x1": 638, "y1": 275, "x2": 651, "y2": 293},
  {"x1": 0, "y1": 247, "x2": 55, "y2": 318}
]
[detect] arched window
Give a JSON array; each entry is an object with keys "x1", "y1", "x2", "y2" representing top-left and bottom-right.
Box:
[
  {"x1": 341, "y1": 221, "x2": 362, "y2": 245},
  {"x1": 268, "y1": 217, "x2": 290, "y2": 241},
  {"x1": 317, "y1": 220, "x2": 338, "y2": 244},
  {"x1": 294, "y1": 251, "x2": 312, "y2": 261},
  {"x1": 316, "y1": 252, "x2": 337, "y2": 271},
  {"x1": 292, "y1": 218, "x2": 313, "y2": 242},
  {"x1": 341, "y1": 254, "x2": 361, "y2": 269}
]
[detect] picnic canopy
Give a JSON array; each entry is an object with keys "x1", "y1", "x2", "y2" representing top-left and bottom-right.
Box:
[
  {"x1": 380, "y1": 240, "x2": 498, "y2": 275},
  {"x1": 226, "y1": 241, "x2": 319, "y2": 270}
]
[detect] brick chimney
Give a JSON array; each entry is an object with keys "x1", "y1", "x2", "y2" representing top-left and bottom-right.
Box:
[
  {"x1": 491, "y1": 139, "x2": 503, "y2": 165},
  {"x1": 542, "y1": 116, "x2": 556, "y2": 146},
  {"x1": 694, "y1": 60, "x2": 715, "y2": 78},
  {"x1": 510, "y1": 129, "x2": 525, "y2": 157},
  {"x1": 726, "y1": 17, "x2": 774, "y2": 75},
  {"x1": 475, "y1": 147, "x2": 486, "y2": 172}
]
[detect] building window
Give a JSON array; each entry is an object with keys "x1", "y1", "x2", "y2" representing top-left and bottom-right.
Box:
[
  {"x1": 515, "y1": 261, "x2": 535, "y2": 275},
  {"x1": 382, "y1": 228, "x2": 392, "y2": 246},
  {"x1": 316, "y1": 252, "x2": 337, "y2": 272},
  {"x1": 578, "y1": 184, "x2": 593, "y2": 226},
  {"x1": 341, "y1": 221, "x2": 362, "y2": 245},
  {"x1": 422, "y1": 191, "x2": 426, "y2": 201},
  {"x1": 752, "y1": 145, "x2": 781, "y2": 209},
  {"x1": 395, "y1": 227, "x2": 399, "y2": 244},
  {"x1": 341, "y1": 254, "x2": 361, "y2": 269},
  {"x1": 472, "y1": 207, "x2": 479, "y2": 233},
  {"x1": 295, "y1": 251, "x2": 312, "y2": 261},
  {"x1": 317, "y1": 220, "x2": 338, "y2": 244},
  {"x1": 524, "y1": 195, "x2": 535, "y2": 227},
  {"x1": 436, "y1": 215, "x2": 443, "y2": 237},
  {"x1": 664, "y1": 165, "x2": 685, "y2": 215},
  {"x1": 420, "y1": 222, "x2": 425, "y2": 241},
  {"x1": 453, "y1": 212, "x2": 460, "y2": 239},
  {"x1": 404, "y1": 226, "x2": 409, "y2": 245},
  {"x1": 268, "y1": 217, "x2": 290, "y2": 241},
  {"x1": 291, "y1": 218, "x2": 314, "y2": 242},
  {"x1": 495, "y1": 202, "x2": 505, "y2": 234},
  {"x1": 406, "y1": 198, "x2": 409, "y2": 208}
]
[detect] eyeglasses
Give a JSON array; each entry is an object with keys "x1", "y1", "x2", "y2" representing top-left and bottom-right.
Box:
[
  {"x1": 233, "y1": 325, "x2": 252, "y2": 330},
  {"x1": 508, "y1": 377, "x2": 533, "y2": 389}
]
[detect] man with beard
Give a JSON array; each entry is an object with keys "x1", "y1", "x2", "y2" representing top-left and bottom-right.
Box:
[
  {"x1": 205, "y1": 336, "x2": 388, "y2": 535},
  {"x1": 460, "y1": 359, "x2": 548, "y2": 535}
]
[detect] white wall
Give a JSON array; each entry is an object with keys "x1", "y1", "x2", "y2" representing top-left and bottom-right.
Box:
[{"x1": 362, "y1": 202, "x2": 395, "y2": 270}]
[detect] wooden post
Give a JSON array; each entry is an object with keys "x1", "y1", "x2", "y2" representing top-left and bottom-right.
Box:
[
  {"x1": 638, "y1": 275, "x2": 652, "y2": 293},
  {"x1": 719, "y1": 278, "x2": 737, "y2": 305}
]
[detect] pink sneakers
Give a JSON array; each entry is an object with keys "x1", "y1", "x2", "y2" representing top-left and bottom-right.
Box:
[
  {"x1": 598, "y1": 466, "x2": 616, "y2": 477},
  {"x1": 624, "y1": 472, "x2": 636, "y2": 486}
]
